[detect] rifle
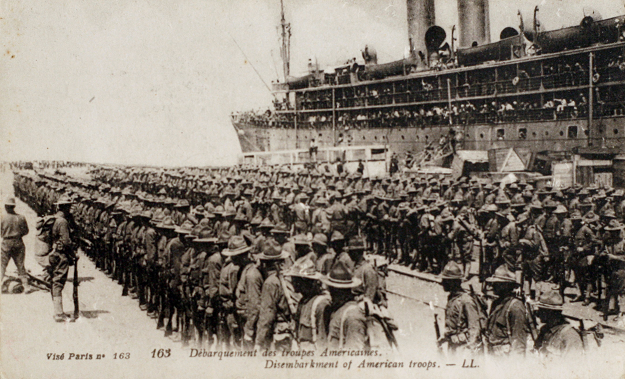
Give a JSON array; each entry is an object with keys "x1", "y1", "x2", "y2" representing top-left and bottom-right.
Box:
[
  {"x1": 579, "y1": 319, "x2": 586, "y2": 350},
  {"x1": 456, "y1": 216, "x2": 486, "y2": 286},
  {"x1": 71, "y1": 255, "x2": 80, "y2": 321},
  {"x1": 121, "y1": 246, "x2": 130, "y2": 296},
  {"x1": 522, "y1": 295, "x2": 539, "y2": 343},
  {"x1": 434, "y1": 313, "x2": 444, "y2": 352}
]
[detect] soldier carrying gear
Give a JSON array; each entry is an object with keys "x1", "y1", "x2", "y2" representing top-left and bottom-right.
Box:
[
  {"x1": 219, "y1": 235, "x2": 251, "y2": 350},
  {"x1": 235, "y1": 237, "x2": 263, "y2": 351},
  {"x1": 533, "y1": 289, "x2": 583, "y2": 358},
  {"x1": 49, "y1": 195, "x2": 77, "y2": 322},
  {"x1": 484, "y1": 265, "x2": 529, "y2": 356},
  {"x1": 323, "y1": 260, "x2": 368, "y2": 350},
  {"x1": 570, "y1": 210, "x2": 597, "y2": 306},
  {"x1": 438, "y1": 261, "x2": 485, "y2": 353},
  {"x1": 601, "y1": 219, "x2": 625, "y2": 324},
  {"x1": 255, "y1": 240, "x2": 293, "y2": 351},
  {"x1": 285, "y1": 256, "x2": 331, "y2": 350}
]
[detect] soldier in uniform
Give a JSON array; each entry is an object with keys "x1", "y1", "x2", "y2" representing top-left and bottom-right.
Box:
[
  {"x1": 188, "y1": 228, "x2": 215, "y2": 347},
  {"x1": 439, "y1": 261, "x2": 483, "y2": 353},
  {"x1": 484, "y1": 265, "x2": 529, "y2": 356},
  {"x1": 255, "y1": 240, "x2": 293, "y2": 351},
  {"x1": 235, "y1": 240, "x2": 264, "y2": 351},
  {"x1": 533, "y1": 289, "x2": 583, "y2": 357},
  {"x1": 163, "y1": 220, "x2": 193, "y2": 337},
  {"x1": 49, "y1": 195, "x2": 77, "y2": 322},
  {"x1": 347, "y1": 237, "x2": 379, "y2": 304},
  {"x1": 203, "y1": 236, "x2": 226, "y2": 347},
  {"x1": 312, "y1": 233, "x2": 334, "y2": 275},
  {"x1": 482, "y1": 204, "x2": 501, "y2": 278},
  {"x1": 286, "y1": 257, "x2": 331, "y2": 350},
  {"x1": 219, "y1": 235, "x2": 251, "y2": 349},
  {"x1": 601, "y1": 219, "x2": 625, "y2": 322},
  {"x1": 323, "y1": 260, "x2": 368, "y2": 350},
  {"x1": 1, "y1": 197, "x2": 31, "y2": 293}
]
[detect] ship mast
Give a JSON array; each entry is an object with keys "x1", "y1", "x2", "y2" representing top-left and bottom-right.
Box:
[{"x1": 279, "y1": 0, "x2": 291, "y2": 82}]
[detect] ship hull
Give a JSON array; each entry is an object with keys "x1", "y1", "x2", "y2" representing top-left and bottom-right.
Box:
[{"x1": 233, "y1": 115, "x2": 625, "y2": 155}]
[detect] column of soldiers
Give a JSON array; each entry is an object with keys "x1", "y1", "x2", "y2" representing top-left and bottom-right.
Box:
[
  {"x1": 11, "y1": 164, "x2": 625, "y2": 354},
  {"x1": 12, "y1": 168, "x2": 397, "y2": 351}
]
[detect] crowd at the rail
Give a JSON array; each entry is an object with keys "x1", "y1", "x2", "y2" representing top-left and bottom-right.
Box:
[
  {"x1": 8, "y1": 161, "x2": 624, "y2": 356},
  {"x1": 232, "y1": 52, "x2": 625, "y2": 130}
]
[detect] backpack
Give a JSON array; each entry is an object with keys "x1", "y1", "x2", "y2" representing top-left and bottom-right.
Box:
[
  {"x1": 343, "y1": 298, "x2": 398, "y2": 351},
  {"x1": 468, "y1": 285, "x2": 489, "y2": 347},
  {"x1": 36, "y1": 215, "x2": 56, "y2": 244},
  {"x1": 34, "y1": 216, "x2": 56, "y2": 268}
]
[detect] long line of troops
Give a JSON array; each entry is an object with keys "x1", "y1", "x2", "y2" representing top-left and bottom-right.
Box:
[{"x1": 11, "y1": 163, "x2": 625, "y2": 356}]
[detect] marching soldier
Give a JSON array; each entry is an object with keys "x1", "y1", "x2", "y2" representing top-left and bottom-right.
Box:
[
  {"x1": 323, "y1": 260, "x2": 368, "y2": 350},
  {"x1": 601, "y1": 219, "x2": 625, "y2": 322},
  {"x1": 255, "y1": 240, "x2": 293, "y2": 351},
  {"x1": 219, "y1": 235, "x2": 251, "y2": 349},
  {"x1": 286, "y1": 257, "x2": 331, "y2": 350},
  {"x1": 533, "y1": 289, "x2": 583, "y2": 357},
  {"x1": 235, "y1": 240, "x2": 264, "y2": 351},
  {"x1": 439, "y1": 261, "x2": 483, "y2": 353},
  {"x1": 484, "y1": 265, "x2": 529, "y2": 356}
]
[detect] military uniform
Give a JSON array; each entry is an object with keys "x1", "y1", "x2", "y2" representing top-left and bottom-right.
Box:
[
  {"x1": 485, "y1": 296, "x2": 528, "y2": 356},
  {"x1": 1, "y1": 203, "x2": 29, "y2": 283}
]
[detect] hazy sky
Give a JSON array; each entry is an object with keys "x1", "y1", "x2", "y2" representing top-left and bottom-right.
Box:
[{"x1": 1, "y1": 0, "x2": 623, "y2": 166}]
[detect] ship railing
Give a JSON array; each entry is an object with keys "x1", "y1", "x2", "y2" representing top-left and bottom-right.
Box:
[{"x1": 245, "y1": 102, "x2": 623, "y2": 131}]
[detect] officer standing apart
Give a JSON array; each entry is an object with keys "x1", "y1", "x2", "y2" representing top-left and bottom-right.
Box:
[
  {"x1": 49, "y1": 195, "x2": 77, "y2": 322},
  {"x1": 1, "y1": 197, "x2": 31, "y2": 293}
]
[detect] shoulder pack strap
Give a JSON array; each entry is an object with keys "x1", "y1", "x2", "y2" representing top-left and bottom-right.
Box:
[
  {"x1": 505, "y1": 298, "x2": 522, "y2": 343},
  {"x1": 311, "y1": 294, "x2": 331, "y2": 345},
  {"x1": 277, "y1": 271, "x2": 298, "y2": 316},
  {"x1": 339, "y1": 303, "x2": 360, "y2": 348}
]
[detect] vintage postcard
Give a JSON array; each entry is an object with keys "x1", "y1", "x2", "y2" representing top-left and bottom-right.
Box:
[{"x1": 2, "y1": 1, "x2": 625, "y2": 378}]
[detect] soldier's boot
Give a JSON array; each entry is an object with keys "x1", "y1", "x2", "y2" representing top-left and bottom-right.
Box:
[
  {"x1": 53, "y1": 296, "x2": 68, "y2": 322},
  {"x1": 583, "y1": 283, "x2": 593, "y2": 306},
  {"x1": 121, "y1": 273, "x2": 129, "y2": 296},
  {"x1": 164, "y1": 314, "x2": 173, "y2": 337},
  {"x1": 147, "y1": 292, "x2": 157, "y2": 317},
  {"x1": 138, "y1": 285, "x2": 147, "y2": 310},
  {"x1": 157, "y1": 304, "x2": 167, "y2": 329},
  {"x1": 181, "y1": 317, "x2": 191, "y2": 347}
]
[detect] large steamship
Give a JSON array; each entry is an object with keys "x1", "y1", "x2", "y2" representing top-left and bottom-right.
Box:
[{"x1": 231, "y1": 0, "x2": 625, "y2": 159}]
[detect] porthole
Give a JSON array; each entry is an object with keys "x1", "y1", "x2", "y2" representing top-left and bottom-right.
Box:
[
  {"x1": 614, "y1": 129, "x2": 619, "y2": 135},
  {"x1": 545, "y1": 131, "x2": 549, "y2": 136},
  {"x1": 480, "y1": 133, "x2": 484, "y2": 139},
  {"x1": 532, "y1": 132, "x2": 537, "y2": 137},
  {"x1": 559, "y1": 131, "x2": 564, "y2": 136},
  {"x1": 401, "y1": 135, "x2": 405, "y2": 140}
]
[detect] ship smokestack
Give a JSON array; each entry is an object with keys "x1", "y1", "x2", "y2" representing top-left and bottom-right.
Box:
[
  {"x1": 457, "y1": 0, "x2": 490, "y2": 48},
  {"x1": 407, "y1": 0, "x2": 435, "y2": 65}
]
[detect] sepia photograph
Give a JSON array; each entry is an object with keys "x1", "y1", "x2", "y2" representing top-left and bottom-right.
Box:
[{"x1": 2, "y1": 0, "x2": 625, "y2": 378}]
